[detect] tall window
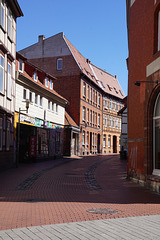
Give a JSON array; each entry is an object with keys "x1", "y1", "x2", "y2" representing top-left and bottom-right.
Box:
[
  {"x1": 108, "y1": 135, "x2": 111, "y2": 148},
  {"x1": 95, "y1": 113, "x2": 97, "y2": 126},
  {"x1": 0, "y1": 0, "x2": 5, "y2": 29},
  {"x1": 35, "y1": 94, "x2": 38, "y2": 104},
  {"x1": 48, "y1": 100, "x2": 50, "y2": 110},
  {"x1": 116, "y1": 118, "x2": 119, "y2": 129},
  {"x1": 98, "y1": 94, "x2": 100, "y2": 107},
  {"x1": 93, "y1": 111, "x2": 94, "y2": 126},
  {"x1": 40, "y1": 96, "x2": 43, "y2": 106},
  {"x1": 23, "y1": 89, "x2": 26, "y2": 100},
  {"x1": 113, "y1": 117, "x2": 115, "y2": 128},
  {"x1": 87, "y1": 85, "x2": 89, "y2": 101},
  {"x1": 109, "y1": 98, "x2": 112, "y2": 110},
  {"x1": 90, "y1": 110, "x2": 92, "y2": 125},
  {"x1": 82, "y1": 106, "x2": 86, "y2": 122},
  {"x1": 95, "y1": 92, "x2": 97, "y2": 105},
  {"x1": 0, "y1": 54, "x2": 4, "y2": 93},
  {"x1": 8, "y1": 9, "x2": 12, "y2": 39},
  {"x1": 105, "y1": 97, "x2": 107, "y2": 109},
  {"x1": 57, "y1": 58, "x2": 62, "y2": 70},
  {"x1": 104, "y1": 115, "x2": 107, "y2": 127},
  {"x1": 7, "y1": 63, "x2": 11, "y2": 99},
  {"x1": 113, "y1": 100, "x2": 115, "y2": 111},
  {"x1": 87, "y1": 132, "x2": 89, "y2": 146},
  {"x1": 82, "y1": 131, "x2": 85, "y2": 146},
  {"x1": 109, "y1": 116, "x2": 112, "y2": 128},
  {"x1": 90, "y1": 88, "x2": 92, "y2": 103},
  {"x1": 116, "y1": 102, "x2": 119, "y2": 112},
  {"x1": 0, "y1": 118, "x2": 2, "y2": 151},
  {"x1": 95, "y1": 133, "x2": 97, "y2": 147},
  {"x1": 119, "y1": 119, "x2": 121, "y2": 130},
  {"x1": 29, "y1": 91, "x2": 32, "y2": 102},
  {"x1": 103, "y1": 135, "x2": 106, "y2": 147},
  {"x1": 93, "y1": 90, "x2": 95, "y2": 104},
  {"x1": 56, "y1": 104, "x2": 58, "y2": 113},
  {"x1": 87, "y1": 108, "x2": 89, "y2": 123},
  {"x1": 52, "y1": 102, "x2": 54, "y2": 111},
  {"x1": 83, "y1": 82, "x2": 86, "y2": 98},
  {"x1": 98, "y1": 114, "x2": 100, "y2": 127}
]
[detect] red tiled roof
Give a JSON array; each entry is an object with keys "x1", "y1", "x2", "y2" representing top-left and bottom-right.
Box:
[
  {"x1": 19, "y1": 71, "x2": 68, "y2": 103},
  {"x1": 65, "y1": 111, "x2": 79, "y2": 128},
  {"x1": 64, "y1": 36, "x2": 125, "y2": 99}
]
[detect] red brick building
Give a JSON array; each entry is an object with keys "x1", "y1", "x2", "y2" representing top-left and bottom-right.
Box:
[
  {"x1": 20, "y1": 33, "x2": 124, "y2": 156},
  {"x1": 127, "y1": 0, "x2": 160, "y2": 192}
]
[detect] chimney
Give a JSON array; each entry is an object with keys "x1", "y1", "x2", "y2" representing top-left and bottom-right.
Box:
[
  {"x1": 38, "y1": 35, "x2": 45, "y2": 43},
  {"x1": 86, "y1": 59, "x2": 91, "y2": 64}
]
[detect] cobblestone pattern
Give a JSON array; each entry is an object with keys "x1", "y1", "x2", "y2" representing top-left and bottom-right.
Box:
[
  {"x1": 16, "y1": 159, "x2": 74, "y2": 190},
  {"x1": 85, "y1": 156, "x2": 113, "y2": 190}
]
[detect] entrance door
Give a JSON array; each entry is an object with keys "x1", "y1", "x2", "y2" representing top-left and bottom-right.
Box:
[
  {"x1": 153, "y1": 92, "x2": 160, "y2": 175},
  {"x1": 90, "y1": 132, "x2": 92, "y2": 153},
  {"x1": 97, "y1": 134, "x2": 100, "y2": 153},
  {"x1": 113, "y1": 136, "x2": 117, "y2": 153}
]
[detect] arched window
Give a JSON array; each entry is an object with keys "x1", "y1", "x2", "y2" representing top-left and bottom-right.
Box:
[{"x1": 153, "y1": 92, "x2": 160, "y2": 175}]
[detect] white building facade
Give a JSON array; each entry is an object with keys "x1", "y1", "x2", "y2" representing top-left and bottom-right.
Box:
[{"x1": 0, "y1": 0, "x2": 23, "y2": 168}]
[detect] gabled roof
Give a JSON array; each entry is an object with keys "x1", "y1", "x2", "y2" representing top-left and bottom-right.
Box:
[
  {"x1": 64, "y1": 35, "x2": 125, "y2": 99},
  {"x1": 65, "y1": 111, "x2": 79, "y2": 128}
]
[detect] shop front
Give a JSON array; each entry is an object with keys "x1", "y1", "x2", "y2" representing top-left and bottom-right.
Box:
[{"x1": 15, "y1": 112, "x2": 64, "y2": 163}]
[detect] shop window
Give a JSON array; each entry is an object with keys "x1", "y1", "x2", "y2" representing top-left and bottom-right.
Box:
[
  {"x1": 0, "y1": 118, "x2": 2, "y2": 151},
  {"x1": 0, "y1": 0, "x2": 5, "y2": 29},
  {"x1": 57, "y1": 58, "x2": 62, "y2": 70},
  {"x1": 0, "y1": 54, "x2": 4, "y2": 93}
]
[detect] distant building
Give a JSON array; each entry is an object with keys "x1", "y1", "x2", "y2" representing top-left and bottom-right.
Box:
[
  {"x1": 126, "y1": 0, "x2": 160, "y2": 192},
  {"x1": 0, "y1": 0, "x2": 23, "y2": 169},
  {"x1": 15, "y1": 53, "x2": 68, "y2": 162},
  {"x1": 20, "y1": 33, "x2": 124, "y2": 155},
  {"x1": 118, "y1": 96, "x2": 128, "y2": 159}
]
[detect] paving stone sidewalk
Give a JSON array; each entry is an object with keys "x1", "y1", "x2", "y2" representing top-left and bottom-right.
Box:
[{"x1": 0, "y1": 215, "x2": 160, "y2": 240}]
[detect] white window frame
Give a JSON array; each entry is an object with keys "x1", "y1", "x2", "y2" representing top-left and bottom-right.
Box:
[
  {"x1": 0, "y1": 54, "x2": 4, "y2": 93},
  {"x1": 40, "y1": 96, "x2": 43, "y2": 107},
  {"x1": 82, "y1": 106, "x2": 86, "y2": 122},
  {"x1": 23, "y1": 89, "x2": 26, "y2": 100},
  {"x1": 50, "y1": 80, "x2": 53, "y2": 90},
  {"x1": 103, "y1": 134, "x2": 106, "y2": 147},
  {"x1": 35, "y1": 93, "x2": 38, "y2": 104},
  {"x1": 104, "y1": 115, "x2": 107, "y2": 127},
  {"x1": 57, "y1": 58, "x2": 62, "y2": 70},
  {"x1": 19, "y1": 60, "x2": 23, "y2": 73},
  {"x1": 98, "y1": 114, "x2": 100, "y2": 127},
  {"x1": 34, "y1": 72, "x2": 37, "y2": 82},
  {"x1": 113, "y1": 117, "x2": 115, "y2": 128},
  {"x1": 109, "y1": 98, "x2": 112, "y2": 110},
  {"x1": 83, "y1": 82, "x2": 86, "y2": 98},
  {"x1": 108, "y1": 135, "x2": 111, "y2": 148},
  {"x1": 105, "y1": 97, "x2": 107, "y2": 109},
  {"x1": 45, "y1": 78, "x2": 48, "y2": 88},
  {"x1": 82, "y1": 131, "x2": 85, "y2": 146}
]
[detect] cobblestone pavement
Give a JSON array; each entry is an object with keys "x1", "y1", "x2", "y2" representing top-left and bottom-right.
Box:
[{"x1": 0, "y1": 154, "x2": 160, "y2": 236}]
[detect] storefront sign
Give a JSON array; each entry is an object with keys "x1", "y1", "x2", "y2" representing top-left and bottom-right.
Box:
[
  {"x1": 20, "y1": 114, "x2": 35, "y2": 125},
  {"x1": 30, "y1": 136, "x2": 36, "y2": 157}
]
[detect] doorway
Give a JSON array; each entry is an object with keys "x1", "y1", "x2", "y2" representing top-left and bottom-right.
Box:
[{"x1": 113, "y1": 135, "x2": 117, "y2": 153}]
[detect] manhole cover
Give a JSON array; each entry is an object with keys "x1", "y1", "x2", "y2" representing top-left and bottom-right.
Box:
[
  {"x1": 25, "y1": 199, "x2": 45, "y2": 203},
  {"x1": 86, "y1": 208, "x2": 117, "y2": 214}
]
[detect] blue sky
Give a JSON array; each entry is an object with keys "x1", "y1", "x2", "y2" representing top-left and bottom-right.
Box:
[{"x1": 17, "y1": 0, "x2": 128, "y2": 95}]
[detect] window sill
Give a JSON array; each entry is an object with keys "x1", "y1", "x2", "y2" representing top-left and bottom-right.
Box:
[
  {"x1": 0, "y1": 25, "x2": 6, "y2": 33},
  {"x1": 7, "y1": 36, "x2": 13, "y2": 43}
]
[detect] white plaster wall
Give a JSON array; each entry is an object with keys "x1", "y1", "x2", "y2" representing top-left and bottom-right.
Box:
[{"x1": 15, "y1": 82, "x2": 65, "y2": 126}]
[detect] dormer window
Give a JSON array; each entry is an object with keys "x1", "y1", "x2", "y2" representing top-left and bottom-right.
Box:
[
  {"x1": 50, "y1": 80, "x2": 53, "y2": 90},
  {"x1": 45, "y1": 78, "x2": 48, "y2": 87},
  {"x1": 57, "y1": 58, "x2": 62, "y2": 70},
  {"x1": 33, "y1": 73, "x2": 37, "y2": 81},
  {"x1": 19, "y1": 60, "x2": 23, "y2": 73}
]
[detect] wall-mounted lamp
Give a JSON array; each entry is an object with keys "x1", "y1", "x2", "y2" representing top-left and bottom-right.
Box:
[{"x1": 135, "y1": 80, "x2": 158, "y2": 86}]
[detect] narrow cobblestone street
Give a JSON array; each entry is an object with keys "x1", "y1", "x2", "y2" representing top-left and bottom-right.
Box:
[{"x1": 0, "y1": 154, "x2": 160, "y2": 233}]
